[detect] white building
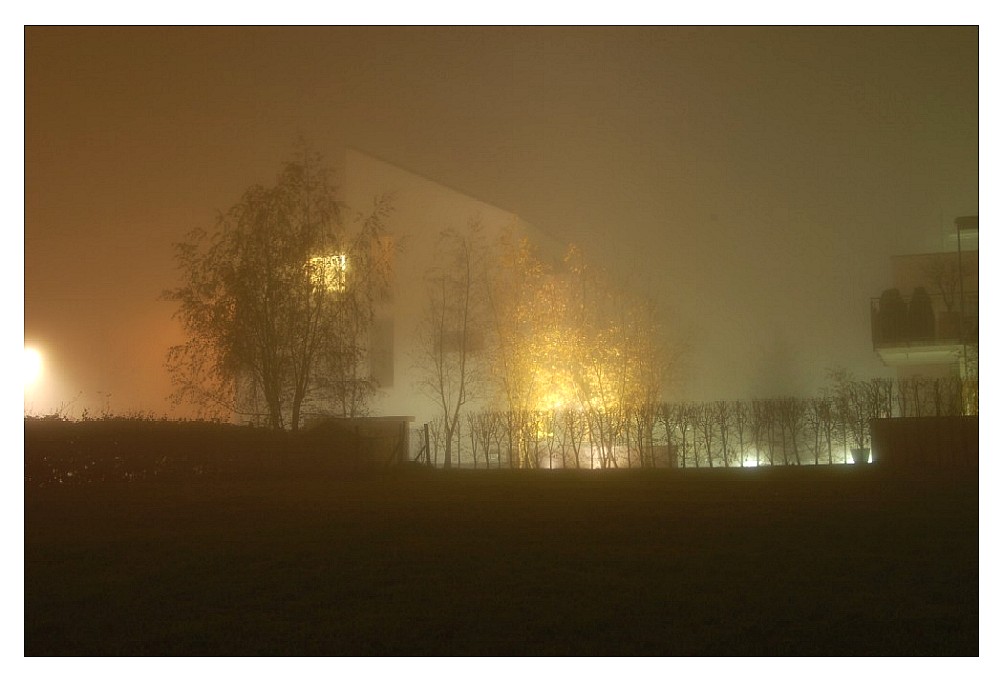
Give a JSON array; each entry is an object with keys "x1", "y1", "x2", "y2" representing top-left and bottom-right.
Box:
[{"x1": 339, "y1": 149, "x2": 565, "y2": 422}]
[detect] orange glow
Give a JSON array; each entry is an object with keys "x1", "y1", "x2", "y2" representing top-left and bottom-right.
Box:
[
  {"x1": 307, "y1": 254, "x2": 348, "y2": 292},
  {"x1": 24, "y1": 347, "x2": 43, "y2": 386}
]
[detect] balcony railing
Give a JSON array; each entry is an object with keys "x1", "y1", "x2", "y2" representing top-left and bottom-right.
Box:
[{"x1": 870, "y1": 291, "x2": 978, "y2": 349}]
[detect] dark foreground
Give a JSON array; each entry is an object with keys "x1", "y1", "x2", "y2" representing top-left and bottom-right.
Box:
[{"x1": 25, "y1": 466, "x2": 978, "y2": 656}]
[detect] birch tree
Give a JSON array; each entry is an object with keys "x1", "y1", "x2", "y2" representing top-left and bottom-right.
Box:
[{"x1": 165, "y1": 145, "x2": 391, "y2": 429}]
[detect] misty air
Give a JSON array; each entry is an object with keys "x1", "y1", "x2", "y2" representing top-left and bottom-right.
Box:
[{"x1": 24, "y1": 26, "x2": 979, "y2": 658}]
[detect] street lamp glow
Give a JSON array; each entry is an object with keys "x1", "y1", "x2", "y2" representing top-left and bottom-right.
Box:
[{"x1": 24, "y1": 347, "x2": 43, "y2": 386}]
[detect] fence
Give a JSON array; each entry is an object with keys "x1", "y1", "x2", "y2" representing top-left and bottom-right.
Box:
[
  {"x1": 871, "y1": 416, "x2": 978, "y2": 467},
  {"x1": 408, "y1": 376, "x2": 978, "y2": 470},
  {"x1": 870, "y1": 291, "x2": 978, "y2": 348}
]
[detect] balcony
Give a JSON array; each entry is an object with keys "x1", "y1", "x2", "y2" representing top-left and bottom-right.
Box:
[{"x1": 870, "y1": 290, "x2": 978, "y2": 367}]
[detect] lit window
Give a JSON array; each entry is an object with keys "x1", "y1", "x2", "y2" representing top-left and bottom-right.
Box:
[{"x1": 307, "y1": 254, "x2": 347, "y2": 293}]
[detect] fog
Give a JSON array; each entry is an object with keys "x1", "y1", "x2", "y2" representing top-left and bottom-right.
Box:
[{"x1": 24, "y1": 26, "x2": 978, "y2": 417}]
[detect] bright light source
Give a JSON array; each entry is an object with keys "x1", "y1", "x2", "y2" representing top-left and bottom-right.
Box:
[
  {"x1": 307, "y1": 254, "x2": 348, "y2": 292},
  {"x1": 847, "y1": 450, "x2": 873, "y2": 464},
  {"x1": 24, "y1": 347, "x2": 43, "y2": 386}
]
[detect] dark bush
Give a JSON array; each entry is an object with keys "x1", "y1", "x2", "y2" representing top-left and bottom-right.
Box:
[
  {"x1": 908, "y1": 286, "x2": 936, "y2": 340},
  {"x1": 878, "y1": 288, "x2": 907, "y2": 343},
  {"x1": 23, "y1": 419, "x2": 364, "y2": 486}
]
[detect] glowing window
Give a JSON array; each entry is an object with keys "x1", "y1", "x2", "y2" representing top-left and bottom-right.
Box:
[{"x1": 307, "y1": 254, "x2": 347, "y2": 293}]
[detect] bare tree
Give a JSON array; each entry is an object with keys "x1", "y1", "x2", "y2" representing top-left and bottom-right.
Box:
[
  {"x1": 547, "y1": 408, "x2": 572, "y2": 469},
  {"x1": 834, "y1": 376, "x2": 878, "y2": 461},
  {"x1": 691, "y1": 402, "x2": 715, "y2": 468},
  {"x1": 827, "y1": 367, "x2": 855, "y2": 463},
  {"x1": 416, "y1": 222, "x2": 488, "y2": 468},
  {"x1": 733, "y1": 400, "x2": 751, "y2": 467},
  {"x1": 677, "y1": 403, "x2": 694, "y2": 468},
  {"x1": 626, "y1": 298, "x2": 668, "y2": 468},
  {"x1": 561, "y1": 247, "x2": 671, "y2": 470},
  {"x1": 562, "y1": 407, "x2": 586, "y2": 469},
  {"x1": 870, "y1": 378, "x2": 895, "y2": 420},
  {"x1": 465, "y1": 411, "x2": 481, "y2": 468},
  {"x1": 751, "y1": 400, "x2": 775, "y2": 466},
  {"x1": 922, "y1": 253, "x2": 961, "y2": 313},
  {"x1": 809, "y1": 397, "x2": 836, "y2": 465},
  {"x1": 657, "y1": 402, "x2": 678, "y2": 469},
  {"x1": 467, "y1": 411, "x2": 497, "y2": 469},
  {"x1": 712, "y1": 401, "x2": 734, "y2": 467},
  {"x1": 778, "y1": 398, "x2": 807, "y2": 466}
]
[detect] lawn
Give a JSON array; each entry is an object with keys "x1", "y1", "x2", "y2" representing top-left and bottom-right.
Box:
[{"x1": 24, "y1": 466, "x2": 977, "y2": 656}]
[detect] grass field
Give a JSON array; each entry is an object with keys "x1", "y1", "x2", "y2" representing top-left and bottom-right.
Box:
[{"x1": 24, "y1": 466, "x2": 978, "y2": 656}]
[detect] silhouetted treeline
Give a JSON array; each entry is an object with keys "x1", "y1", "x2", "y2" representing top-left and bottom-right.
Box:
[{"x1": 415, "y1": 376, "x2": 978, "y2": 469}]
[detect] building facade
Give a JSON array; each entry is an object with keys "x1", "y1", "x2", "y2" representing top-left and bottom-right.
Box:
[
  {"x1": 339, "y1": 148, "x2": 565, "y2": 422},
  {"x1": 870, "y1": 216, "x2": 978, "y2": 380}
]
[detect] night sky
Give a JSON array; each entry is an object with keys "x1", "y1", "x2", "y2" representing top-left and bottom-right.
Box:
[{"x1": 23, "y1": 26, "x2": 978, "y2": 417}]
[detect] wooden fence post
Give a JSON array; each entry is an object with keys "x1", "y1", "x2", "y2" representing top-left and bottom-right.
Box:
[{"x1": 424, "y1": 423, "x2": 432, "y2": 468}]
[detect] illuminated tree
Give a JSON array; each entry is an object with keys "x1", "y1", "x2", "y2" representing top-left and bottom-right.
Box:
[
  {"x1": 621, "y1": 297, "x2": 669, "y2": 468},
  {"x1": 559, "y1": 245, "x2": 671, "y2": 469},
  {"x1": 561, "y1": 246, "x2": 619, "y2": 468},
  {"x1": 453, "y1": 228, "x2": 677, "y2": 469},
  {"x1": 483, "y1": 229, "x2": 567, "y2": 468},
  {"x1": 165, "y1": 145, "x2": 391, "y2": 429}
]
